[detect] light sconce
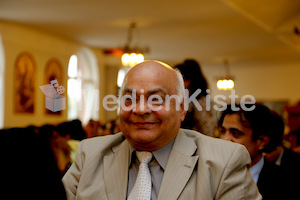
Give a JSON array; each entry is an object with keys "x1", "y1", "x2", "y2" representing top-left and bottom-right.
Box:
[
  {"x1": 121, "y1": 23, "x2": 149, "y2": 67},
  {"x1": 217, "y1": 59, "x2": 235, "y2": 90}
]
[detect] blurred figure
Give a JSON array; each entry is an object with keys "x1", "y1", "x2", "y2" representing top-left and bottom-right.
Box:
[
  {"x1": 101, "y1": 119, "x2": 121, "y2": 135},
  {"x1": 56, "y1": 120, "x2": 86, "y2": 172},
  {"x1": 1, "y1": 127, "x2": 66, "y2": 200},
  {"x1": 56, "y1": 119, "x2": 87, "y2": 141},
  {"x1": 262, "y1": 112, "x2": 300, "y2": 166},
  {"x1": 174, "y1": 59, "x2": 215, "y2": 137},
  {"x1": 262, "y1": 112, "x2": 300, "y2": 198},
  {"x1": 284, "y1": 102, "x2": 300, "y2": 133},
  {"x1": 218, "y1": 104, "x2": 285, "y2": 199},
  {"x1": 261, "y1": 111, "x2": 286, "y2": 163},
  {"x1": 39, "y1": 124, "x2": 71, "y2": 175},
  {"x1": 84, "y1": 119, "x2": 101, "y2": 138},
  {"x1": 286, "y1": 128, "x2": 300, "y2": 154}
]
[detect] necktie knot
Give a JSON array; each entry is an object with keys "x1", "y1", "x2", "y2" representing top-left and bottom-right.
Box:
[{"x1": 136, "y1": 151, "x2": 152, "y2": 164}]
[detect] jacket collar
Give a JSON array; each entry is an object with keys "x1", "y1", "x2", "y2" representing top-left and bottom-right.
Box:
[
  {"x1": 157, "y1": 129, "x2": 199, "y2": 200},
  {"x1": 103, "y1": 129, "x2": 199, "y2": 200}
]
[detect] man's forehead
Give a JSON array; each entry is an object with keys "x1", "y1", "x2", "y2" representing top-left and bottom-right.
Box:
[
  {"x1": 126, "y1": 60, "x2": 175, "y2": 77},
  {"x1": 121, "y1": 60, "x2": 178, "y2": 95},
  {"x1": 223, "y1": 114, "x2": 252, "y2": 131},
  {"x1": 136, "y1": 60, "x2": 172, "y2": 69},
  {"x1": 223, "y1": 114, "x2": 244, "y2": 128},
  {"x1": 122, "y1": 87, "x2": 168, "y2": 95}
]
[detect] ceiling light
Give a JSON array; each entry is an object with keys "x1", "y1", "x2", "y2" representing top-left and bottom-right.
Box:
[
  {"x1": 121, "y1": 22, "x2": 149, "y2": 67},
  {"x1": 217, "y1": 59, "x2": 235, "y2": 90}
]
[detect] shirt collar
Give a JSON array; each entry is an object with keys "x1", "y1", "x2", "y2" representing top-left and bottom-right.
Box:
[
  {"x1": 249, "y1": 156, "x2": 264, "y2": 184},
  {"x1": 152, "y1": 140, "x2": 174, "y2": 170},
  {"x1": 128, "y1": 140, "x2": 175, "y2": 170},
  {"x1": 275, "y1": 148, "x2": 284, "y2": 166}
]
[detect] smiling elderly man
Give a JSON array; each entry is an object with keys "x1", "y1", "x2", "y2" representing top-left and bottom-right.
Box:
[{"x1": 62, "y1": 60, "x2": 261, "y2": 200}]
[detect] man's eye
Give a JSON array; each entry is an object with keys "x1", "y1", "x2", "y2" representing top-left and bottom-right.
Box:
[
  {"x1": 231, "y1": 130, "x2": 243, "y2": 138},
  {"x1": 123, "y1": 97, "x2": 135, "y2": 106},
  {"x1": 149, "y1": 96, "x2": 164, "y2": 105},
  {"x1": 149, "y1": 95, "x2": 164, "y2": 104},
  {"x1": 218, "y1": 128, "x2": 226, "y2": 135},
  {"x1": 125, "y1": 99, "x2": 132, "y2": 105},
  {"x1": 152, "y1": 97, "x2": 161, "y2": 102}
]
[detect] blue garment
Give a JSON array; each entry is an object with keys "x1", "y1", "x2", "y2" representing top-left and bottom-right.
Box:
[{"x1": 249, "y1": 156, "x2": 264, "y2": 184}]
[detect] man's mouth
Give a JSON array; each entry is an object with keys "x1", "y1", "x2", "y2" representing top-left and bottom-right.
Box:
[{"x1": 131, "y1": 121, "x2": 158, "y2": 129}]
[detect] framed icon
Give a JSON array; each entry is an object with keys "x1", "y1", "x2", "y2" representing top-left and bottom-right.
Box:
[
  {"x1": 44, "y1": 58, "x2": 64, "y2": 115},
  {"x1": 14, "y1": 52, "x2": 35, "y2": 113}
]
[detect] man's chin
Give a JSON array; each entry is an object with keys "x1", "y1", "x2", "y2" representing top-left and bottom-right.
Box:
[
  {"x1": 130, "y1": 132, "x2": 158, "y2": 146},
  {"x1": 133, "y1": 134, "x2": 155, "y2": 144}
]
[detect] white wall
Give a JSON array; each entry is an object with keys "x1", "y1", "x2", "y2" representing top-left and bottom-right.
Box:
[
  {"x1": 203, "y1": 61, "x2": 300, "y2": 105},
  {"x1": 0, "y1": 21, "x2": 107, "y2": 128}
]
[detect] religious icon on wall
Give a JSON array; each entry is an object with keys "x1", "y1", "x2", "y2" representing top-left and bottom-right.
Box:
[
  {"x1": 44, "y1": 58, "x2": 64, "y2": 115},
  {"x1": 14, "y1": 52, "x2": 35, "y2": 113}
]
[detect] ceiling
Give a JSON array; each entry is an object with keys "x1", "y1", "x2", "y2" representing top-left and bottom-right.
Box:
[{"x1": 0, "y1": 0, "x2": 300, "y2": 67}]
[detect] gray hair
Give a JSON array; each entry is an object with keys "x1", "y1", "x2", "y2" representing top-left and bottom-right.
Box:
[{"x1": 174, "y1": 68, "x2": 185, "y2": 103}]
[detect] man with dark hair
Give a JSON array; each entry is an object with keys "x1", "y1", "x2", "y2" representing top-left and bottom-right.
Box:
[
  {"x1": 286, "y1": 128, "x2": 300, "y2": 153},
  {"x1": 218, "y1": 103, "x2": 284, "y2": 199},
  {"x1": 263, "y1": 112, "x2": 300, "y2": 199}
]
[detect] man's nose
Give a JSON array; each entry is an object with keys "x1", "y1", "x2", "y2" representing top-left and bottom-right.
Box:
[{"x1": 133, "y1": 100, "x2": 151, "y2": 116}]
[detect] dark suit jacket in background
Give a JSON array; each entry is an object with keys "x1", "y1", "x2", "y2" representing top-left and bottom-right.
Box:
[
  {"x1": 257, "y1": 160, "x2": 284, "y2": 200},
  {"x1": 280, "y1": 148, "x2": 300, "y2": 199},
  {"x1": 281, "y1": 148, "x2": 300, "y2": 174}
]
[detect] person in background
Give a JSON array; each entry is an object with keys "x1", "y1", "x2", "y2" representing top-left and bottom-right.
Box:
[
  {"x1": 62, "y1": 60, "x2": 261, "y2": 200},
  {"x1": 1, "y1": 127, "x2": 67, "y2": 200},
  {"x1": 56, "y1": 119, "x2": 87, "y2": 141},
  {"x1": 262, "y1": 112, "x2": 300, "y2": 198},
  {"x1": 218, "y1": 104, "x2": 289, "y2": 199},
  {"x1": 285, "y1": 128, "x2": 300, "y2": 154},
  {"x1": 174, "y1": 59, "x2": 215, "y2": 137},
  {"x1": 38, "y1": 123, "x2": 73, "y2": 175},
  {"x1": 56, "y1": 120, "x2": 86, "y2": 172},
  {"x1": 101, "y1": 119, "x2": 121, "y2": 135},
  {"x1": 84, "y1": 119, "x2": 102, "y2": 138},
  {"x1": 38, "y1": 120, "x2": 87, "y2": 176}
]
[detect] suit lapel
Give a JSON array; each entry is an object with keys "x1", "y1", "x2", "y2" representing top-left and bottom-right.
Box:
[
  {"x1": 104, "y1": 139, "x2": 130, "y2": 200},
  {"x1": 158, "y1": 130, "x2": 199, "y2": 200}
]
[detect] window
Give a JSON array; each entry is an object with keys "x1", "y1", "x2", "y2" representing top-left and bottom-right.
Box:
[
  {"x1": 67, "y1": 48, "x2": 99, "y2": 125},
  {"x1": 117, "y1": 65, "x2": 131, "y2": 88},
  {"x1": 67, "y1": 55, "x2": 81, "y2": 120},
  {"x1": 0, "y1": 36, "x2": 5, "y2": 128}
]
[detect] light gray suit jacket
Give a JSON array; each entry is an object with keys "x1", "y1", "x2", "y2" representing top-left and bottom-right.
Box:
[{"x1": 62, "y1": 129, "x2": 262, "y2": 200}]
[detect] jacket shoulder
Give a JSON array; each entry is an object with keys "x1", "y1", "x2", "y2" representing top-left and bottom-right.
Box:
[
  {"x1": 182, "y1": 128, "x2": 245, "y2": 150},
  {"x1": 179, "y1": 129, "x2": 259, "y2": 199},
  {"x1": 78, "y1": 132, "x2": 125, "y2": 157},
  {"x1": 181, "y1": 128, "x2": 251, "y2": 164}
]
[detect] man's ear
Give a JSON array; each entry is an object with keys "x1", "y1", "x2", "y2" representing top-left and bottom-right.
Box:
[
  {"x1": 184, "y1": 79, "x2": 191, "y2": 90},
  {"x1": 257, "y1": 135, "x2": 270, "y2": 151},
  {"x1": 180, "y1": 96, "x2": 187, "y2": 122}
]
